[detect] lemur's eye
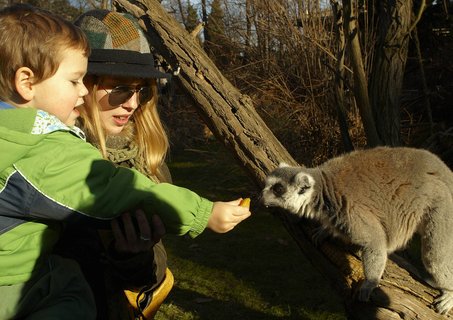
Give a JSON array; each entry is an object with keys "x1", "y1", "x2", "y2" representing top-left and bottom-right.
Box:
[{"x1": 272, "y1": 183, "x2": 285, "y2": 197}]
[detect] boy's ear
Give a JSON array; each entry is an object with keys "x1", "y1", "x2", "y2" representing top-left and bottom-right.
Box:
[{"x1": 14, "y1": 67, "x2": 35, "y2": 101}]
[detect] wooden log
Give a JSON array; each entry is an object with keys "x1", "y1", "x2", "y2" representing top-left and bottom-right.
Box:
[
  {"x1": 277, "y1": 215, "x2": 452, "y2": 319},
  {"x1": 114, "y1": 1, "x2": 452, "y2": 318}
]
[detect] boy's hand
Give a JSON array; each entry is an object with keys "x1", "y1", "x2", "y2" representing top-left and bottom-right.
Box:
[
  {"x1": 111, "y1": 209, "x2": 165, "y2": 255},
  {"x1": 207, "y1": 199, "x2": 251, "y2": 233}
]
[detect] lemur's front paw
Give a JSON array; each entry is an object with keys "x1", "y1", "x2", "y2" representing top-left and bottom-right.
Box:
[{"x1": 355, "y1": 280, "x2": 379, "y2": 302}]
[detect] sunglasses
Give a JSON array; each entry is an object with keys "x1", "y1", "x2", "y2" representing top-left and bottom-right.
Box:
[{"x1": 103, "y1": 85, "x2": 152, "y2": 106}]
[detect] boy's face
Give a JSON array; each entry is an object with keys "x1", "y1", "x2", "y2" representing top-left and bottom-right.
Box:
[{"x1": 32, "y1": 48, "x2": 88, "y2": 126}]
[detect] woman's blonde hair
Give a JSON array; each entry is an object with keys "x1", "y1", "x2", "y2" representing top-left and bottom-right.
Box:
[{"x1": 79, "y1": 76, "x2": 169, "y2": 179}]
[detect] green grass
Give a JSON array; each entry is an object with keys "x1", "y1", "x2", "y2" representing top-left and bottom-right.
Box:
[{"x1": 155, "y1": 143, "x2": 347, "y2": 320}]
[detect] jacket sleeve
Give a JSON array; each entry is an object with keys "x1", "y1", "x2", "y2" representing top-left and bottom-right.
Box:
[{"x1": 10, "y1": 131, "x2": 212, "y2": 238}]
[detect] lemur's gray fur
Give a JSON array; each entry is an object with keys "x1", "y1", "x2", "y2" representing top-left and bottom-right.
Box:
[{"x1": 261, "y1": 146, "x2": 453, "y2": 315}]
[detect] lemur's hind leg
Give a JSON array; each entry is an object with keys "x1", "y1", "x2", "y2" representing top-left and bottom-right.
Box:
[{"x1": 420, "y1": 195, "x2": 453, "y2": 315}]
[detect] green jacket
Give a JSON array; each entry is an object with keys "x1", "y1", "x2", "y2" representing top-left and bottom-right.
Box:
[{"x1": 0, "y1": 104, "x2": 213, "y2": 285}]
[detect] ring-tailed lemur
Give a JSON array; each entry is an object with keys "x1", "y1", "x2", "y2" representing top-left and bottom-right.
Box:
[{"x1": 261, "y1": 146, "x2": 453, "y2": 315}]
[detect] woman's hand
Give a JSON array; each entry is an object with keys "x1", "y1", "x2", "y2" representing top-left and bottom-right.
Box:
[
  {"x1": 207, "y1": 199, "x2": 251, "y2": 233},
  {"x1": 110, "y1": 209, "x2": 165, "y2": 255}
]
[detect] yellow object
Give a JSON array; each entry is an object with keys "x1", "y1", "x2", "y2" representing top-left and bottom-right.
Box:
[
  {"x1": 239, "y1": 198, "x2": 251, "y2": 208},
  {"x1": 125, "y1": 268, "x2": 174, "y2": 319}
]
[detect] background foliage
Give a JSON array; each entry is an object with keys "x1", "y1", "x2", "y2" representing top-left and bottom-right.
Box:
[
  {"x1": 1, "y1": 0, "x2": 451, "y2": 165},
  {"x1": 158, "y1": 0, "x2": 452, "y2": 166}
]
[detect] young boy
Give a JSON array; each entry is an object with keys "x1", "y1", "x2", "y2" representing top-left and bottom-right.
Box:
[{"x1": 0, "y1": 5, "x2": 250, "y2": 319}]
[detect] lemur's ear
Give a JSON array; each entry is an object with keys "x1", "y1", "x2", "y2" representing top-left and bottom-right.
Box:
[
  {"x1": 278, "y1": 162, "x2": 290, "y2": 168},
  {"x1": 294, "y1": 172, "x2": 313, "y2": 192}
]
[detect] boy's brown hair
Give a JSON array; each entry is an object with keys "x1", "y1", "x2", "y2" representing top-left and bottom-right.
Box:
[{"x1": 0, "y1": 4, "x2": 90, "y2": 100}]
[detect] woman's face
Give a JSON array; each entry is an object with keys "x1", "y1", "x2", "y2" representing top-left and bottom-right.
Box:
[{"x1": 95, "y1": 77, "x2": 150, "y2": 135}]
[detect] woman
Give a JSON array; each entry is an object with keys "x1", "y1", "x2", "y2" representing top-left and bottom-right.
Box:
[{"x1": 58, "y1": 9, "x2": 177, "y2": 319}]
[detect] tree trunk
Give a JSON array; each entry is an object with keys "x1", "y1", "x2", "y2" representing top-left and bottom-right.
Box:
[
  {"x1": 115, "y1": 0, "x2": 452, "y2": 318},
  {"x1": 343, "y1": 0, "x2": 380, "y2": 147},
  {"x1": 244, "y1": 0, "x2": 252, "y2": 64},
  {"x1": 331, "y1": 0, "x2": 354, "y2": 152},
  {"x1": 369, "y1": 0, "x2": 413, "y2": 146}
]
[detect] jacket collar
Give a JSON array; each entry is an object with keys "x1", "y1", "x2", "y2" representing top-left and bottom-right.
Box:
[{"x1": 0, "y1": 101, "x2": 86, "y2": 140}]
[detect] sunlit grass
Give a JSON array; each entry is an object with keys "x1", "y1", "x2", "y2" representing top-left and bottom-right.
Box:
[{"x1": 155, "y1": 143, "x2": 347, "y2": 319}]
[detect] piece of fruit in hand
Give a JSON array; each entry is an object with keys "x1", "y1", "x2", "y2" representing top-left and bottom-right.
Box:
[{"x1": 239, "y1": 198, "x2": 251, "y2": 208}]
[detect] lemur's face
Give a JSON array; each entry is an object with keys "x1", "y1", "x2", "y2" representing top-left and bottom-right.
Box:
[{"x1": 261, "y1": 164, "x2": 315, "y2": 216}]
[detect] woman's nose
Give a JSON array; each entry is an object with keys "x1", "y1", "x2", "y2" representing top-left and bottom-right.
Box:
[{"x1": 121, "y1": 92, "x2": 139, "y2": 110}]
